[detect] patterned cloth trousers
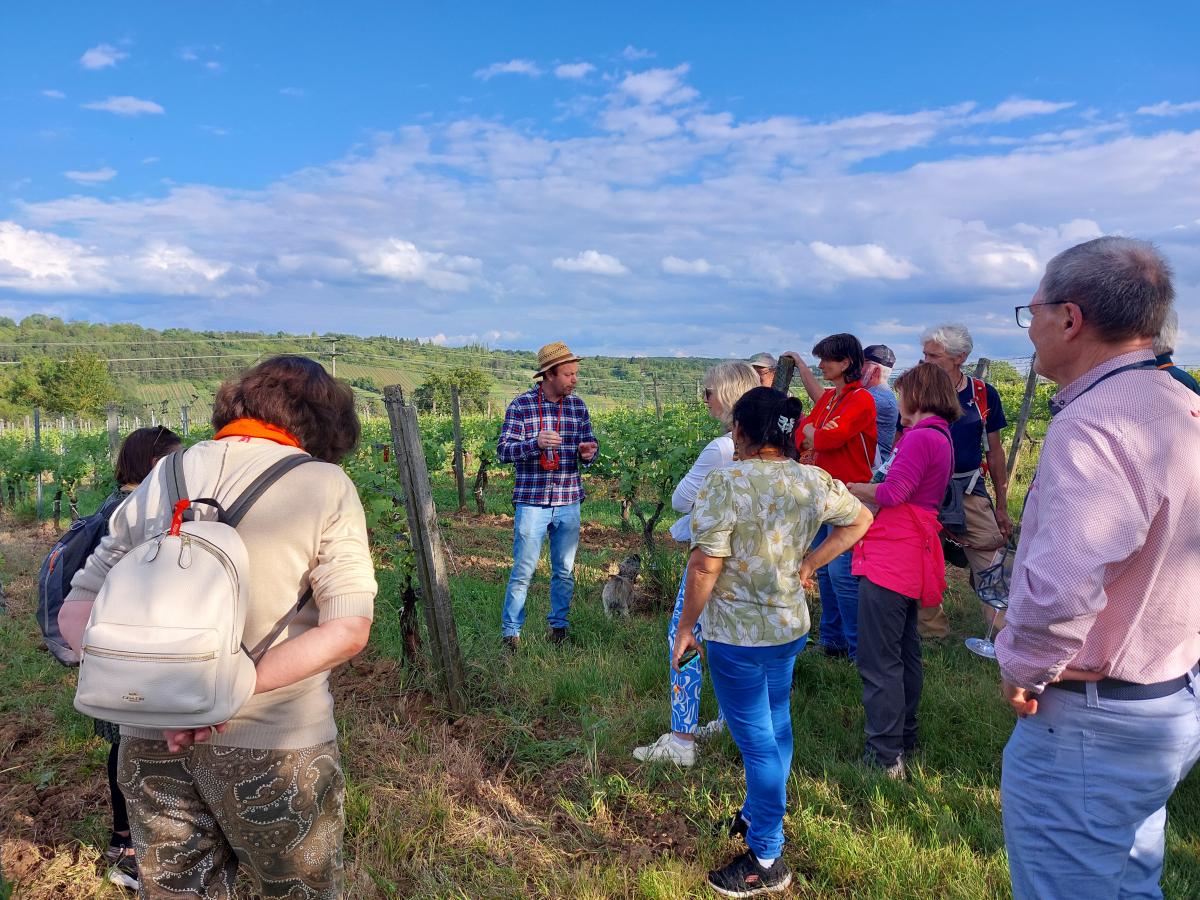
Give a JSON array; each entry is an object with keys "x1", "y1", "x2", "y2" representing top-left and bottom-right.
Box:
[
  {"x1": 117, "y1": 738, "x2": 345, "y2": 899},
  {"x1": 667, "y1": 563, "x2": 723, "y2": 734}
]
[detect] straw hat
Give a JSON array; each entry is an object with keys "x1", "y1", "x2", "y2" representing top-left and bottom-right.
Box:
[{"x1": 534, "y1": 341, "x2": 582, "y2": 378}]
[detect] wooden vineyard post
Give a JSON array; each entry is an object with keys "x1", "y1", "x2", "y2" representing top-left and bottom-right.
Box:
[
  {"x1": 106, "y1": 404, "x2": 120, "y2": 460},
  {"x1": 651, "y1": 374, "x2": 662, "y2": 418},
  {"x1": 34, "y1": 407, "x2": 43, "y2": 519},
  {"x1": 972, "y1": 357, "x2": 991, "y2": 382},
  {"x1": 383, "y1": 385, "x2": 467, "y2": 715},
  {"x1": 451, "y1": 386, "x2": 467, "y2": 512},
  {"x1": 772, "y1": 356, "x2": 796, "y2": 396},
  {"x1": 1006, "y1": 355, "x2": 1040, "y2": 478}
]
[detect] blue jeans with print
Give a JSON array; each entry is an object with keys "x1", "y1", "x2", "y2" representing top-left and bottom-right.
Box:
[
  {"x1": 501, "y1": 502, "x2": 581, "y2": 637},
  {"x1": 1001, "y1": 670, "x2": 1200, "y2": 899},
  {"x1": 813, "y1": 523, "x2": 859, "y2": 659},
  {"x1": 667, "y1": 564, "x2": 723, "y2": 734},
  {"x1": 706, "y1": 635, "x2": 807, "y2": 861}
]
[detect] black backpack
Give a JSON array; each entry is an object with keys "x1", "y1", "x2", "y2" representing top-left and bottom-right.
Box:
[{"x1": 37, "y1": 489, "x2": 127, "y2": 666}]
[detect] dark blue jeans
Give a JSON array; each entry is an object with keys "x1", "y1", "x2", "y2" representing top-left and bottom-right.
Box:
[
  {"x1": 813, "y1": 523, "x2": 859, "y2": 659},
  {"x1": 706, "y1": 635, "x2": 807, "y2": 860}
]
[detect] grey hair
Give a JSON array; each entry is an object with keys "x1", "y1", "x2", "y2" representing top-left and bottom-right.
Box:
[
  {"x1": 704, "y1": 361, "x2": 761, "y2": 430},
  {"x1": 921, "y1": 323, "x2": 973, "y2": 359},
  {"x1": 1153, "y1": 306, "x2": 1178, "y2": 356},
  {"x1": 1041, "y1": 236, "x2": 1174, "y2": 341},
  {"x1": 861, "y1": 362, "x2": 893, "y2": 388}
]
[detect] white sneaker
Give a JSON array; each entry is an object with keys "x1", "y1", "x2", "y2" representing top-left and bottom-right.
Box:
[
  {"x1": 695, "y1": 718, "x2": 726, "y2": 742},
  {"x1": 633, "y1": 732, "x2": 696, "y2": 766}
]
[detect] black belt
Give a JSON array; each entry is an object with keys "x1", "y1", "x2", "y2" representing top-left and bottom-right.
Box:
[{"x1": 1047, "y1": 673, "x2": 1191, "y2": 701}]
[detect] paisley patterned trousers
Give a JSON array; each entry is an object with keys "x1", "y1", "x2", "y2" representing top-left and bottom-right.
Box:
[{"x1": 118, "y1": 739, "x2": 345, "y2": 899}]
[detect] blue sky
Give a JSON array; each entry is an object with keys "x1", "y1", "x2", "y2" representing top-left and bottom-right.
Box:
[{"x1": 2, "y1": 1, "x2": 1198, "y2": 365}]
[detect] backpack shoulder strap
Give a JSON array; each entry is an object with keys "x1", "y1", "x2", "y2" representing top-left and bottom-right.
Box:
[
  {"x1": 167, "y1": 449, "x2": 188, "y2": 510},
  {"x1": 973, "y1": 378, "x2": 989, "y2": 424},
  {"x1": 223, "y1": 454, "x2": 316, "y2": 528}
]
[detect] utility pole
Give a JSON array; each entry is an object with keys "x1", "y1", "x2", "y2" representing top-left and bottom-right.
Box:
[{"x1": 330, "y1": 338, "x2": 338, "y2": 377}]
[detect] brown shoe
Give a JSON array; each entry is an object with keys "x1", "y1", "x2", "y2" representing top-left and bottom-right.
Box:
[
  {"x1": 502, "y1": 636, "x2": 520, "y2": 653},
  {"x1": 548, "y1": 627, "x2": 568, "y2": 645}
]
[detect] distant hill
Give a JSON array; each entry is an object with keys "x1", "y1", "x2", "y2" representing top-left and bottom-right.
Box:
[{"x1": 0, "y1": 315, "x2": 724, "y2": 419}]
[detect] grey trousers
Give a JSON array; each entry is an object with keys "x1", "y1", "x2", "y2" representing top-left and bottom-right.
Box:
[{"x1": 856, "y1": 577, "x2": 923, "y2": 765}]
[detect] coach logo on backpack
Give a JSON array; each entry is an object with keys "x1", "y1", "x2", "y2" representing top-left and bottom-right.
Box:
[{"x1": 123, "y1": 692, "x2": 144, "y2": 704}]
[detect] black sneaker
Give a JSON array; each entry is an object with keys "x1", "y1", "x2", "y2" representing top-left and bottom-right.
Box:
[
  {"x1": 819, "y1": 644, "x2": 850, "y2": 660},
  {"x1": 710, "y1": 812, "x2": 749, "y2": 840},
  {"x1": 502, "y1": 635, "x2": 520, "y2": 653},
  {"x1": 707, "y1": 851, "x2": 792, "y2": 897},
  {"x1": 107, "y1": 852, "x2": 140, "y2": 891},
  {"x1": 102, "y1": 835, "x2": 131, "y2": 865},
  {"x1": 548, "y1": 627, "x2": 568, "y2": 645}
]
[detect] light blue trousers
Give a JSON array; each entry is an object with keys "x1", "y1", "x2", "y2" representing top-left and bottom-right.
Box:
[
  {"x1": 500, "y1": 502, "x2": 580, "y2": 637},
  {"x1": 1001, "y1": 670, "x2": 1200, "y2": 899}
]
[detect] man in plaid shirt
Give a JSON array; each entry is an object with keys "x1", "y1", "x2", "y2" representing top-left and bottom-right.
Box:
[{"x1": 498, "y1": 341, "x2": 598, "y2": 649}]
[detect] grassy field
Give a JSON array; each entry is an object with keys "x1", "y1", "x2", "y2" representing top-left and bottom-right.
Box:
[{"x1": 2, "y1": 475, "x2": 1199, "y2": 898}]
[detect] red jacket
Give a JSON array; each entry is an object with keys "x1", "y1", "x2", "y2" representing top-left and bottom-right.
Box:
[{"x1": 799, "y1": 382, "x2": 877, "y2": 484}]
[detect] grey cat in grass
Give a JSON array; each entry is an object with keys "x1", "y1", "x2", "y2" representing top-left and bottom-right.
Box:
[{"x1": 601, "y1": 554, "x2": 641, "y2": 618}]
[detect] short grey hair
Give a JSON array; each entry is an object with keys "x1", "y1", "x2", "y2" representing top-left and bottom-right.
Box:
[
  {"x1": 921, "y1": 323, "x2": 973, "y2": 359},
  {"x1": 704, "y1": 361, "x2": 760, "y2": 430},
  {"x1": 1153, "y1": 306, "x2": 1178, "y2": 356},
  {"x1": 1041, "y1": 236, "x2": 1174, "y2": 342}
]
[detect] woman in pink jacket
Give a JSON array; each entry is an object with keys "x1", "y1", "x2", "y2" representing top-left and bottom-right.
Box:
[{"x1": 846, "y1": 363, "x2": 959, "y2": 778}]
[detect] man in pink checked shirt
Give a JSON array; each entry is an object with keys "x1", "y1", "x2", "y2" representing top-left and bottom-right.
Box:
[{"x1": 996, "y1": 236, "x2": 1200, "y2": 900}]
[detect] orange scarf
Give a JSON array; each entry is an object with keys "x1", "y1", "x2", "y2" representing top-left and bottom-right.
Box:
[{"x1": 213, "y1": 418, "x2": 303, "y2": 448}]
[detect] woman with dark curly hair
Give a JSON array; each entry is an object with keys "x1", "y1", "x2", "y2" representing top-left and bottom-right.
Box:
[{"x1": 60, "y1": 356, "x2": 376, "y2": 899}]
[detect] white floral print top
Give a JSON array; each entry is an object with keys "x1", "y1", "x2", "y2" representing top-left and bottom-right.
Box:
[{"x1": 691, "y1": 458, "x2": 862, "y2": 647}]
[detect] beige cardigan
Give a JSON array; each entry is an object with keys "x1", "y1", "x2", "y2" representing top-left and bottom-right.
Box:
[{"x1": 68, "y1": 437, "x2": 377, "y2": 750}]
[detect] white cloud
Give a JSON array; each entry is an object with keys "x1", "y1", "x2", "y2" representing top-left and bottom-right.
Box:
[
  {"x1": 554, "y1": 62, "x2": 595, "y2": 80},
  {"x1": 200, "y1": 125, "x2": 230, "y2": 136},
  {"x1": 474, "y1": 59, "x2": 542, "y2": 81},
  {"x1": 618, "y1": 64, "x2": 697, "y2": 106},
  {"x1": 280, "y1": 87, "x2": 305, "y2": 97},
  {"x1": 553, "y1": 250, "x2": 629, "y2": 276},
  {"x1": 64, "y1": 167, "x2": 117, "y2": 184},
  {"x1": 810, "y1": 242, "x2": 920, "y2": 280},
  {"x1": 621, "y1": 45, "x2": 655, "y2": 61},
  {"x1": 358, "y1": 238, "x2": 481, "y2": 291},
  {"x1": 1137, "y1": 100, "x2": 1200, "y2": 117},
  {"x1": 142, "y1": 156, "x2": 159, "y2": 165},
  {"x1": 42, "y1": 89, "x2": 66, "y2": 99},
  {"x1": 80, "y1": 43, "x2": 128, "y2": 70},
  {"x1": 82, "y1": 96, "x2": 165, "y2": 116},
  {"x1": 972, "y1": 98, "x2": 1075, "y2": 124},
  {"x1": 0, "y1": 222, "x2": 110, "y2": 291},
  {"x1": 661, "y1": 256, "x2": 728, "y2": 277}
]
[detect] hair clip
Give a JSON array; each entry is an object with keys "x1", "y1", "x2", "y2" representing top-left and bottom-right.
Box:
[{"x1": 777, "y1": 415, "x2": 795, "y2": 434}]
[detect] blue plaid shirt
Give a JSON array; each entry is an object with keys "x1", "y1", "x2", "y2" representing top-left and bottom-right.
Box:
[{"x1": 498, "y1": 387, "x2": 597, "y2": 506}]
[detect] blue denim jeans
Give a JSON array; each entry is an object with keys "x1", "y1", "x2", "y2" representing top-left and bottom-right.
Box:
[
  {"x1": 666, "y1": 564, "x2": 723, "y2": 734},
  {"x1": 1001, "y1": 670, "x2": 1200, "y2": 899},
  {"x1": 501, "y1": 502, "x2": 581, "y2": 637},
  {"x1": 706, "y1": 635, "x2": 807, "y2": 861},
  {"x1": 813, "y1": 523, "x2": 859, "y2": 659}
]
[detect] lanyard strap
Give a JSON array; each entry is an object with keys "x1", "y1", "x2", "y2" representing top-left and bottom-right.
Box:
[{"x1": 1049, "y1": 359, "x2": 1158, "y2": 417}]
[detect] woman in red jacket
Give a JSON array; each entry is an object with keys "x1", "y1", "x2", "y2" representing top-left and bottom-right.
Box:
[{"x1": 793, "y1": 333, "x2": 877, "y2": 660}]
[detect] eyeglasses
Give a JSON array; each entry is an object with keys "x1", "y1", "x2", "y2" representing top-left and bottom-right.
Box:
[{"x1": 1015, "y1": 300, "x2": 1070, "y2": 328}]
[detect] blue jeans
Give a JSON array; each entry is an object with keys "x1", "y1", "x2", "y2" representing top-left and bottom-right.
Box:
[
  {"x1": 500, "y1": 502, "x2": 581, "y2": 637},
  {"x1": 706, "y1": 635, "x2": 807, "y2": 860},
  {"x1": 813, "y1": 523, "x2": 859, "y2": 659},
  {"x1": 1001, "y1": 671, "x2": 1200, "y2": 899},
  {"x1": 667, "y1": 564, "x2": 723, "y2": 734}
]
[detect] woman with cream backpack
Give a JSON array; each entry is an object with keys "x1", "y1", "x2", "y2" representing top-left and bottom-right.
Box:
[{"x1": 59, "y1": 355, "x2": 376, "y2": 900}]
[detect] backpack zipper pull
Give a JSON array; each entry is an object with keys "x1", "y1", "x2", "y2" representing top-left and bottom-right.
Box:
[
  {"x1": 145, "y1": 535, "x2": 164, "y2": 563},
  {"x1": 178, "y1": 536, "x2": 193, "y2": 569}
]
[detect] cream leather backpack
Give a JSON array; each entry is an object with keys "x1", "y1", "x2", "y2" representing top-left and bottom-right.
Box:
[{"x1": 74, "y1": 452, "x2": 315, "y2": 729}]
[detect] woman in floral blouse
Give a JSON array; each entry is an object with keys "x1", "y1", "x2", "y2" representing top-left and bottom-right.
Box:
[{"x1": 673, "y1": 387, "x2": 872, "y2": 897}]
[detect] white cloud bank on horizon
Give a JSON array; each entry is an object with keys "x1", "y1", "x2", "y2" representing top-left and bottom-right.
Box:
[{"x1": 3, "y1": 61, "x2": 1200, "y2": 362}]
